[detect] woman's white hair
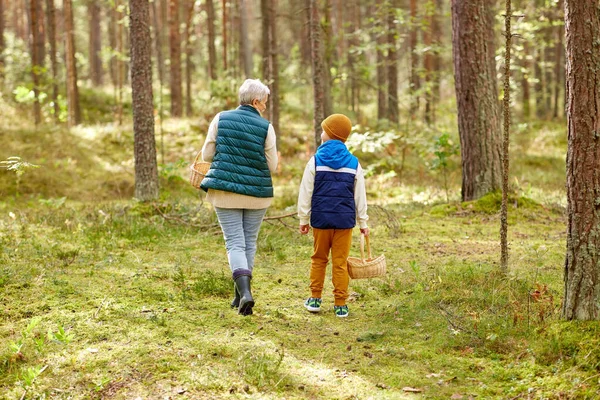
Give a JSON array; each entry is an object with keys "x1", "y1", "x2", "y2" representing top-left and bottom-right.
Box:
[{"x1": 238, "y1": 79, "x2": 270, "y2": 105}]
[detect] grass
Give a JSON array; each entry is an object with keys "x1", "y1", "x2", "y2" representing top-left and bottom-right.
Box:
[{"x1": 1, "y1": 103, "x2": 599, "y2": 398}]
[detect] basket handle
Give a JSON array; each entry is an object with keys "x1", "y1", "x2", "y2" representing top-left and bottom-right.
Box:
[
  {"x1": 359, "y1": 233, "x2": 373, "y2": 261},
  {"x1": 192, "y1": 149, "x2": 203, "y2": 164}
]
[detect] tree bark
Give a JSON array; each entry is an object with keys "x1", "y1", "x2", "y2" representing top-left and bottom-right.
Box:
[
  {"x1": 451, "y1": 0, "x2": 502, "y2": 201},
  {"x1": 116, "y1": 0, "x2": 125, "y2": 124},
  {"x1": 129, "y1": 0, "x2": 159, "y2": 201},
  {"x1": 553, "y1": 0, "x2": 564, "y2": 119},
  {"x1": 563, "y1": 0, "x2": 600, "y2": 320},
  {"x1": 239, "y1": 0, "x2": 252, "y2": 77},
  {"x1": 423, "y1": 0, "x2": 434, "y2": 125},
  {"x1": 169, "y1": 0, "x2": 182, "y2": 117},
  {"x1": 29, "y1": 0, "x2": 43, "y2": 125},
  {"x1": 184, "y1": 0, "x2": 194, "y2": 116},
  {"x1": 308, "y1": 0, "x2": 325, "y2": 147},
  {"x1": 46, "y1": 0, "x2": 59, "y2": 120},
  {"x1": 151, "y1": 0, "x2": 165, "y2": 96},
  {"x1": 520, "y1": 41, "x2": 531, "y2": 119},
  {"x1": 409, "y1": 0, "x2": 420, "y2": 117},
  {"x1": 0, "y1": 0, "x2": 4, "y2": 78},
  {"x1": 222, "y1": 0, "x2": 227, "y2": 71},
  {"x1": 89, "y1": 1, "x2": 103, "y2": 86},
  {"x1": 64, "y1": 0, "x2": 80, "y2": 127},
  {"x1": 322, "y1": 0, "x2": 333, "y2": 117},
  {"x1": 108, "y1": 3, "x2": 117, "y2": 87},
  {"x1": 206, "y1": 0, "x2": 217, "y2": 80},
  {"x1": 375, "y1": 0, "x2": 386, "y2": 121},
  {"x1": 500, "y1": 0, "x2": 513, "y2": 273},
  {"x1": 387, "y1": 0, "x2": 398, "y2": 125}
]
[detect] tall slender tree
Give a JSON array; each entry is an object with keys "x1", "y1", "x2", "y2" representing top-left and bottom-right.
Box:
[
  {"x1": 64, "y1": 0, "x2": 80, "y2": 126},
  {"x1": 451, "y1": 0, "x2": 502, "y2": 201},
  {"x1": 563, "y1": 0, "x2": 600, "y2": 320},
  {"x1": 129, "y1": 0, "x2": 159, "y2": 201},
  {"x1": 409, "y1": 0, "x2": 420, "y2": 116},
  {"x1": 30, "y1": 0, "x2": 44, "y2": 125},
  {"x1": 184, "y1": 0, "x2": 195, "y2": 116},
  {"x1": 500, "y1": 0, "x2": 513, "y2": 273},
  {"x1": 89, "y1": 1, "x2": 103, "y2": 85},
  {"x1": 46, "y1": 0, "x2": 59, "y2": 120},
  {"x1": 308, "y1": 0, "x2": 325, "y2": 147},
  {"x1": 0, "y1": 0, "x2": 5, "y2": 78},
  {"x1": 206, "y1": 0, "x2": 217, "y2": 80},
  {"x1": 375, "y1": 0, "x2": 386, "y2": 121},
  {"x1": 239, "y1": 0, "x2": 252, "y2": 77},
  {"x1": 222, "y1": 0, "x2": 228, "y2": 71},
  {"x1": 169, "y1": 0, "x2": 182, "y2": 117},
  {"x1": 387, "y1": 0, "x2": 399, "y2": 125}
]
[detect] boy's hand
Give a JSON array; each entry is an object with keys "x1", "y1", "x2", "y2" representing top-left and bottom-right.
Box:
[
  {"x1": 299, "y1": 224, "x2": 310, "y2": 235},
  {"x1": 360, "y1": 227, "x2": 370, "y2": 237}
]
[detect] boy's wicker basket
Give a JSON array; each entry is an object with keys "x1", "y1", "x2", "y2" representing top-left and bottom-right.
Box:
[
  {"x1": 347, "y1": 234, "x2": 386, "y2": 279},
  {"x1": 190, "y1": 152, "x2": 211, "y2": 189}
]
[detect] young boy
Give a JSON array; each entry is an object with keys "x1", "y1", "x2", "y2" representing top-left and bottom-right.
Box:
[{"x1": 297, "y1": 114, "x2": 369, "y2": 318}]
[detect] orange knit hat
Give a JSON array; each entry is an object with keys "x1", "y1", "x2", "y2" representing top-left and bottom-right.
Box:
[{"x1": 321, "y1": 114, "x2": 352, "y2": 142}]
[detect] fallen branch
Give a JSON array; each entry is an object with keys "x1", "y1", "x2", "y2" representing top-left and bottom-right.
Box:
[{"x1": 264, "y1": 212, "x2": 297, "y2": 220}]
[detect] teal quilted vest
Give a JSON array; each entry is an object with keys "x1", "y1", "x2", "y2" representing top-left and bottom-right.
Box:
[{"x1": 200, "y1": 105, "x2": 274, "y2": 198}]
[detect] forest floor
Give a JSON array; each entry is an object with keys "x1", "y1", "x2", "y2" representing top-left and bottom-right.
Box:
[{"x1": 1, "y1": 109, "x2": 599, "y2": 399}]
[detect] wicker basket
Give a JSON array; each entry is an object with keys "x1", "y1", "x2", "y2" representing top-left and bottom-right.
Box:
[
  {"x1": 190, "y1": 152, "x2": 211, "y2": 189},
  {"x1": 347, "y1": 234, "x2": 386, "y2": 279}
]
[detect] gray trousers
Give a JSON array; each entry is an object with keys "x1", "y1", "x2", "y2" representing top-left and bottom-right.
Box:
[{"x1": 214, "y1": 207, "x2": 267, "y2": 277}]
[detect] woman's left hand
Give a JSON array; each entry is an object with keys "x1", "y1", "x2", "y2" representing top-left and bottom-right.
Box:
[{"x1": 299, "y1": 224, "x2": 310, "y2": 235}]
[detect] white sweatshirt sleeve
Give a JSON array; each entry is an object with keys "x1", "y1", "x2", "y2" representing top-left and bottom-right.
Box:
[
  {"x1": 265, "y1": 124, "x2": 279, "y2": 173},
  {"x1": 297, "y1": 157, "x2": 315, "y2": 226},
  {"x1": 355, "y1": 163, "x2": 369, "y2": 229},
  {"x1": 201, "y1": 114, "x2": 220, "y2": 162}
]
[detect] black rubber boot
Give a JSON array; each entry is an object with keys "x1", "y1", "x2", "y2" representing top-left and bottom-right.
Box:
[
  {"x1": 234, "y1": 275, "x2": 254, "y2": 316},
  {"x1": 230, "y1": 283, "x2": 240, "y2": 309}
]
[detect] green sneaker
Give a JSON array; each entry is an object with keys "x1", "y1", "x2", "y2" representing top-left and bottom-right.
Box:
[
  {"x1": 304, "y1": 297, "x2": 322, "y2": 312},
  {"x1": 334, "y1": 305, "x2": 349, "y2": 318}
]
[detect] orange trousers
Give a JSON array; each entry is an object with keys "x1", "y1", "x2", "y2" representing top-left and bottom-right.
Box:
[{"x1": 310, "y1": 228, "x2": 353, "y2": 306}]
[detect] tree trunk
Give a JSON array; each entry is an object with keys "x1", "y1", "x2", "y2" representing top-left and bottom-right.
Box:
[
  {"x1": 500, "y1": 0, "x2": 513, "y2": 272},
  {"x1": 0, "y1": 0, "x2": 5, "y2": 78},
  {"x1": 534, "y1": 46, "x2": 545, "y2": 118},
  {"x1": 563, "y1": 0, "x2": 600, "y2": 320},
  {"x1": 308, "y1": 0, "x2": 325, "y2": 148},
  {"x1": 222, "y1": 0, "x2": 227, "y2": 71},
  {"x1": 108, "y1": 3, "x2": 117, "y2": 87},
  {"x1": 260, "y1": 0, "x2": 279, "y2": 142},
  {"x1": 322, "y1": 0, "x2": 333, "y2": 117},
  {"x1": 64, "y1": 0, "x2": 80, "y2": 126},
  {"x1": 387, "y1": 0, "x2": 398, "y2": 125},
  {"x1": 239, "y1": 0, "x2": 252, "y2": 77},
  {"x1": 451, "y1": 0, "x2": 502, "y2": 201},
  {"x1": 169, "y1": 0, "x2": 182, "y2": 117},
  {"x1": 30, "y1": 0, "x2": 43, "y2": 125},
  {"x1": 206, "y1": 0, "x2": 217, "y2": 80},
  {"x1": 423, "y1": 0, "x2": 434, "y2": 125},
  {"x1": 151, "y1": 0, "x2": 165, "y2": 102},
  {"x1": 553, "y1": 0, "x2": 564, "y2": 119},
  {"x1": 185, "y1": 0, "x2": 194, "y2": 116},
  {"x1": 521, "y1": 41, "x2": 531, "y2": 119},
  {"x1": 431, "y1": 0, "x2": 443, "y2": 121},
  {"x1": 89, "y1": 1, "x2": 103, "y2": 86},
  {"x1": 129, "y1": 0, "x2": 159, "y2": 201},
  {"x1": 375, "y1": 0, "x2": 386, "y2": 121},
  {"x1": 269, "y1": 0, "x2": 279, "y2": 143},
  {"x1": 116, "y1": 0, "x2": 125, "y2": 124},
  {"x1": 45, "y1": 0, "x2": 59, "y2": 120},
  {"x1": 409, "y1": 0, "x2": 420, "y2": 117}
]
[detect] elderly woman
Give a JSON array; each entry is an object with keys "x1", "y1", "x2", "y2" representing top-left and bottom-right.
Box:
[{"x1": 200, "y1": 79, "x2": 278, "y2": 316}]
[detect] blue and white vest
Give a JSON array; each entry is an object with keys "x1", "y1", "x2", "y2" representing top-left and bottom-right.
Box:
[{"x1": 310, "y1": 140, "x2": 358, "y2": 229}]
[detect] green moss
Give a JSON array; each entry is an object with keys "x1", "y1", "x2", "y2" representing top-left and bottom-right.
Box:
[{"x1": 465, "y1": 191, "x2": 543, "y2": 214}]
